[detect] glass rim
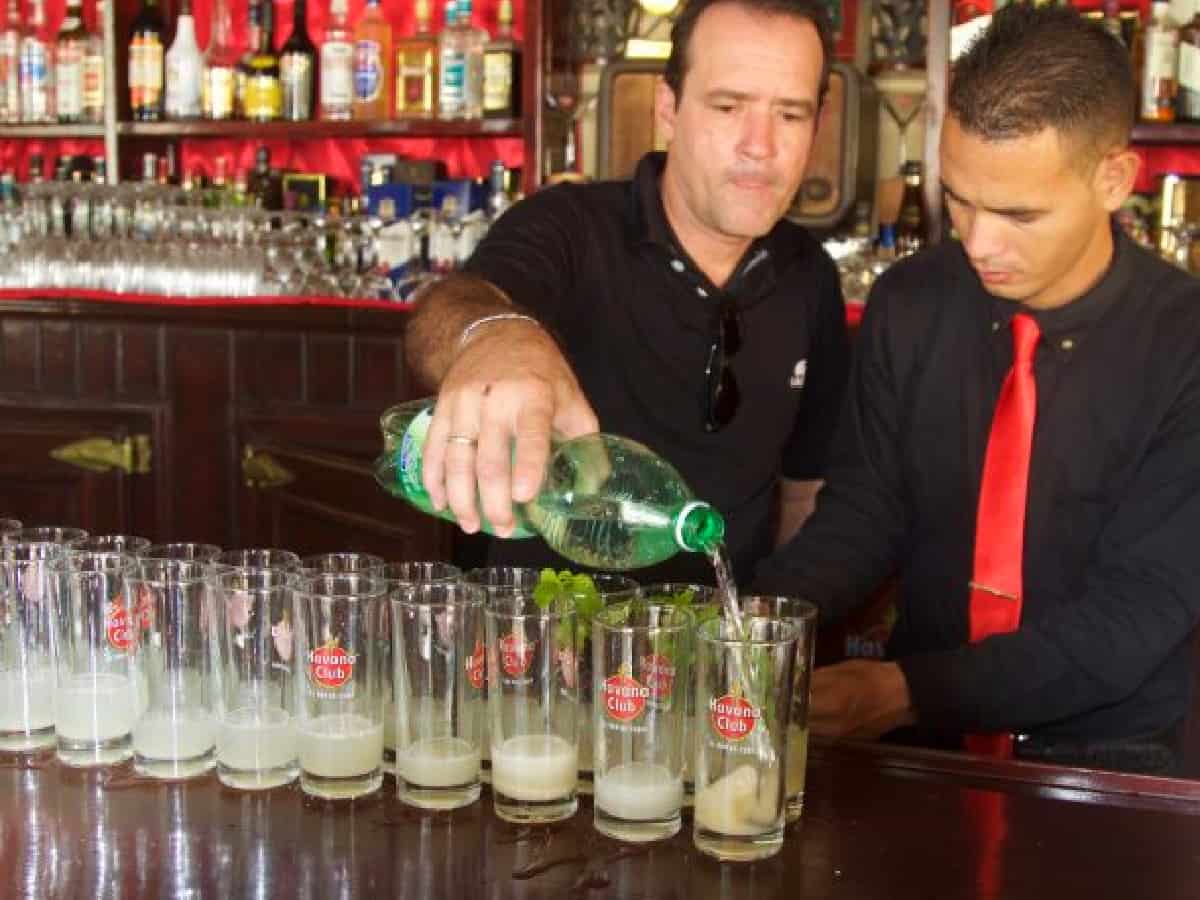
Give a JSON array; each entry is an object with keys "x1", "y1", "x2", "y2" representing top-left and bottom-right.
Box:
[
  {"x1": 142, "y1": 542, "x2": 223, "y2": 562},
  {"x1": 132, "y1": 558, "x2": 210, "y2": 585},
  {"x1": 292, "y1": 574, "x2": 389, "y2": 600},
  {"x1": 697, "y1": 614, "x2": 801, "y2": 648},
  {"x1": 592, "y1": 600, "x2": 694, "y2": 635},
  {"x1": 461, "y1": 566, "x2": 544, "y2": 585},
  {"x1": 6, "y1": 526, "x2": 89, "y2": 545},
  {"x1": 391, "y1": 582, "x2": 485, "y2": 608},
  {"x1": 216, "y1": 548, "x2": 303, "y2": 569},
  {"x1": 298, "y1": 551, "x2": 387, "y2": 573},
  {"x1": 47, "y1": 550, "x2": 135, "y2": 573},
  {"x1": 215, "y1": 567, "x2": 296, "y2": 590},
  {"x1": 1, "y1": 540, "x2": 67, "y2": 561},
  {"x1": 483, "y1": 594, "x2": 576, "y2": 620},
  {"x1": 738, "y1": 594, "x2": 819, "y2": 624}
]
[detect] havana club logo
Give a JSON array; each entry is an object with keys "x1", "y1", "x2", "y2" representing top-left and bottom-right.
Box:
[
  {"x1": 499, "y1": 631, "x2": 535, "y2": 677},
  {"x1": 709, "y1": 691, "x2": 761, "y2": 742},
  {"x1": 640, "y1": 653, "x2": 676, "y2": 702},
  {"x1": 466, "y1": 639, "x2": 486, "y2": 690},
  {"x1": 308, "y1": 639, "x2": 356, "y2": 689},
  {"x1": 106, "y1": 598, "x2": 134, "y2": 651},
  {"x1": 602, "y1": 668, "x2": 650, "y2": 722}
]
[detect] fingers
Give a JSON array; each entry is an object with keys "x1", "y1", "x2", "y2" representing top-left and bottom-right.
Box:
[
  {"x1": 511, "y1": 397, "x2": 556, "y2": 504},
  {"x1": 477, "y1": 399, "x2": 519, "y2": 536},
  {"x1": 442, "y1": 390, "x2": 486, "y2": 533}
]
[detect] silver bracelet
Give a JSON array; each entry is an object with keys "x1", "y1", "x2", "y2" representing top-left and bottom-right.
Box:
[{"x1": 458, "y1": 313, "x2": 542, "y2": 349}]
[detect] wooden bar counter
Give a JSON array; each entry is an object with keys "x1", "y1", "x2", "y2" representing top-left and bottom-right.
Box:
[{"x1": 2, "y1": 738, "x2": 1197, "y2": 899}]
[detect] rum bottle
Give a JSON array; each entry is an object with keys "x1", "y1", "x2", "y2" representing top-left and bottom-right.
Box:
[
  {"x1": 280, "y1": 0, "x2": 315, "y2": 120},
  {"x1": 201, "y1": 0, "x2": 238, "y2": 119},
  {"x1": 1141, "y1": 2, "x2": 1178, "y2": 122},
  {"x1": 352, "y1": 0, "x2": 391, "y2": 120},
  {"x1": 394, "y1": 0, "x2": 437, "y2": 118},
  {"x1": 319, "y1": 0, "x2": 353, "y2": 119},
  {"x1": 483, "y1": 0, "x2": 519, "y2": 118},
  {"x1": 128, "y1": 0, "x2": 164, "y2": 121}
]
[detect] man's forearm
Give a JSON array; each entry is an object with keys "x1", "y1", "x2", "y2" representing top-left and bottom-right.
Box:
[{"x1": 407, "y1": 275, "x2": 520, "y2": 389}]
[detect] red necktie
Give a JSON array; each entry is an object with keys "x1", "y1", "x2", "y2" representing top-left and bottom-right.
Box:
[{"x1": 965, "y1": 313, "x2": 1040, "y2": 759}]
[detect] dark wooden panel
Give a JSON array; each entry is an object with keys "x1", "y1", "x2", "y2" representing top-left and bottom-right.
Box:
[
  {"x1": 354, "y1": 337, "x2": 406, "y2": 408},
  {"x1": 236, "y1": 414, "x2": 450, "y2": 561},
  {"x1": 0, "y1": 319, "x2": 39, "y2": 391},
  {"x1": 166, "y1": 330, "x2": 231, "y2": 545},
  {"x1": 247, "y1": 334, "x2": 305, "y2": 406},
  {"x1": 79, "y1": 324, "x2": 117, "y2": 397},
  {"x1": 119, "y1": 324, "x2": 162, "y2": 399},
  {"x1": 0, "y1": 407, "x2": 156, "y2": 535},
  {"x1": 306, "y1": 336, "x2": 351, "y2": 407},
  {"x1": 38, "y1": 322, "x2": 76, "y2": 395}
]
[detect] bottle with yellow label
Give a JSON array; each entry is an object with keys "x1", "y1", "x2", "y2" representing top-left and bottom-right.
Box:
[{"x1": 241, "y1": 0, "x2": 281, "y2": 121}]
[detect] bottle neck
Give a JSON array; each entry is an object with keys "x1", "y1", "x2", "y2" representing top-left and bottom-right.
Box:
[
  {"x1": 675, "y1": 502, "x2": 725, "y2": 555},
  {"x1": 257, "y1": 1, "x2": 274, "y2": 53},
  {"x1": 292, "y1": 0, "x2": 309, "y2": 38}
]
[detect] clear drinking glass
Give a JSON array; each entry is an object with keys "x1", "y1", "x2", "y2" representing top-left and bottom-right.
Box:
[
  {"x1": 380, "y1": 560, "x2": 462, "y2": 773},
  {"x1": 463, "y1": 566, "x2": 542, "y2": 782},
  {"x1": 0, "y1": 543, "x2": 60, "y2": 752},
  {"x1": 216, "y1": 548, "x2": 302, "y2": 572},
  {"x1": 129, "y1": 559, "x2": 217, "y2": 778},
  {"x1": 592, "y1": 601, "x2": 691, "y2": 842},
  {"x1": 293, "y1": 573, "x2": 387, "y2": 799},
  {"x1": 49, "y1": 551, "x2": 141, "y2": 767},
  {"x1": 392, "y1": 582, "x2": 485, "y2": 810},
  {"x1": 299, "y1": 552, "x2": 386, "y2": 576},
  {"x1": 142, "y1": 542, "x2": 222, "y2": 563},
  {"x1": 212, "y1": 568, "x2": 299, "y2": 790},
  {"x1": 5, "y1": 526, "x2": 88, "y2": 547},
  {"x1": 485, "y1": 593, "x2": 579, "y2": 824},
  {"x1": 573, "y1": 573, "x2": 640, "y2": 793},
  {"x1": 71, "y1": 535, "x2": 152, "y2": 555},
  {"x1": 693, "y1": 616, "x2": 799, "y2": 862},
  {"x1": 743, "y1": 595, "x2": 818, "y2": 822},
  {"x1": 641, "y1": 582, "x2": 720, "y2": 806}
]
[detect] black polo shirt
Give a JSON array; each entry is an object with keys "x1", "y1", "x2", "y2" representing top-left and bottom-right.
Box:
[
  {"x1": 755, "y1": 224, "x2": 1200, "y2": 743},
  {"x1": 461, "y1": 152, "x2": 849, "y2": 584}
]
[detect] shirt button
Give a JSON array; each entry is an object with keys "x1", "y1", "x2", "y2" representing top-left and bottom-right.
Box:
[
  {"x1": 1060, "y1": 338, "x2": 1075, "y2": 351},
  {"x1": 696, "y1": 287, "x2": 708, "y2": 298},
  {"x1": 670, "y1": 259, "x2": 685, "y2": 273},
  {"x1": 991, "y1": 321, "x2": 1000, "y2": 332}
]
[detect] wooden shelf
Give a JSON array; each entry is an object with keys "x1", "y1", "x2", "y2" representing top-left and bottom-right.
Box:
[
  {"x1": 1131, "y1": 122, "x2": 1200, "y2": 145},
  {"x1": 0, "y1": 123, "x2": 106, "y2": 139},
  {"x1": 117, "y1": 118, "x2": 525, "y2": 140}
]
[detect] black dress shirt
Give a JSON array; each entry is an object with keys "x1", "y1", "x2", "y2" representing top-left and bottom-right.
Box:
[
  {"x1": 755, "y1": 225, "x2": 1200, "y2": 742},
  {"x1": 462, "y1": 153, "x2": 849, "y2": 584}
]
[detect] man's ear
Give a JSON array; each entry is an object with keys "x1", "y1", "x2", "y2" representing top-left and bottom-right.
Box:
[
  {"x1": 1093, "y1": 147, "x2": 1139, "y2": 213},
  {"x1": 655, "y1": 79, "x2": 679, "y2": 146}
]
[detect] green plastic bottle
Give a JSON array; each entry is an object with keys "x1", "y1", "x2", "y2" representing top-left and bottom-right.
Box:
[{"x1": 374, "y1": 399, "x2": 726, "y2": 570}]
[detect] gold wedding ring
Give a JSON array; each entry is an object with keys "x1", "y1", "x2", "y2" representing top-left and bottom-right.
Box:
[{"x1": 447, "y1": 435, "x2": 479, "y2": 447}]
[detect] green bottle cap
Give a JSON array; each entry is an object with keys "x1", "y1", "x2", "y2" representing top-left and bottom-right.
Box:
[{"x1": 675, "y1": 501, "x2": 725, "y2": 554}]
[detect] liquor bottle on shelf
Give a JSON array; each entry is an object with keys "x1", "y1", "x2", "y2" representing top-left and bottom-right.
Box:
[
  {"x1": 487, "y1": 159, "x2": 511, "y2": 220},
  {"x1": 320, "y1": 0, "x2": 353, "y2": 120},
  {"x1": 202, "y1": 0, "x2": 238, "y2": 119},
  {"x1": 895, "y1": 160, "x2": 927, "y2": 257},
  {"x1": 128, "y1": 0, "x2": 165, "y2": 121},
  {"x1": 28, "y1": 152, "x2": 44, "y2": 183},
  {"x1": 140, "y1": 151, "x2": 157, "y2": 182},
  {"x1": 247, "y1": 147, "x2": 282, "y2": 210},
  {"x1": 81, "y1": 0, "x2": 104, "y2": 123},
  {"x1": 19, "y1": 0, "x2": 53, "y2": 123},
  {"x1": 242, "y1": 0, "x2": 281, "y2": 121},
  {"x1": 395, "y1": 0, "x2": 438, "y2": 118},
  {"x1": 92, "y1": 154, "x2": 105, "y2": 183},
  {"x1": 483, "y1": 0, "x2": 520, "y2": 119},
  {"x1": 352, "y1": 0, "x2": 391, "y2": 120},
  {"x1": 165, "y1": 0, "x2": 203, "y2": 119},
  {"x1": 439, "y1": 0, "x2": 484, "y2": 120},
  {"x1": 204, "y1": 157, "x2": 230, "y2": 207},
  {"x1": 235, "y1": 0, "x2": 263, "y2": 117},
  {"x1": 1179, "y1": 6, "x2": 1200, "y2": 121},
  {"x1": 280, "y1": 0, "x2": 316, "y2": 121},
  {"x1": 55, "y1": 0, "x2": 87, "y2": 122},
  {"x1": 1141, "y1": 2, "x2": 1178, "y2": 123},
  {"x1": 0, "y1": 0, "x2": 19, "y2": 123}
]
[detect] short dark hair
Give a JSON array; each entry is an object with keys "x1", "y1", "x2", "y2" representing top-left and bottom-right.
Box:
[
  {"x1": 949, "y1": 4, "x2": 1136, "y2": 165},
  {"x1": 663, "y1": 0, "x2": 834, "y2": 105}
]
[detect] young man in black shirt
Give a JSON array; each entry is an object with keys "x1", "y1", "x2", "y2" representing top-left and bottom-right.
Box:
[
  {"x1": 405, "y1": 0, "x2": 849, "y2": 584},
  {"x1": 755, "y1": 5, "x2": 1200, "y2": 773}
]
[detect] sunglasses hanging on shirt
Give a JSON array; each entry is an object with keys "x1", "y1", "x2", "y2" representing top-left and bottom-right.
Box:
[{"x1": 703, "y1": 294, "x2": 742, "y2": 432}]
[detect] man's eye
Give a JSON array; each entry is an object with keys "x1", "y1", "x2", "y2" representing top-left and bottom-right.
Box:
[{"x1": 714, "y1": 104, "x2": 736, "y2": 114}]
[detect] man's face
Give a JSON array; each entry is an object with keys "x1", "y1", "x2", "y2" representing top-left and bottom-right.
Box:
[
  {"x1": 940, "y1": 115, "x2": 1125, "y2": 309},
  {"x1": 656, "y1": 3, "x2": 824, "y2": 242}
]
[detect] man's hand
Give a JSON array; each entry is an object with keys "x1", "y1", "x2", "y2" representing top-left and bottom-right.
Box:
[
  {"x1": 421, "y1": 320, "x2": 599, "y2": 536},
  {"x1": 809, "y1": 660, "x2": 916, "y2": 740}
]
